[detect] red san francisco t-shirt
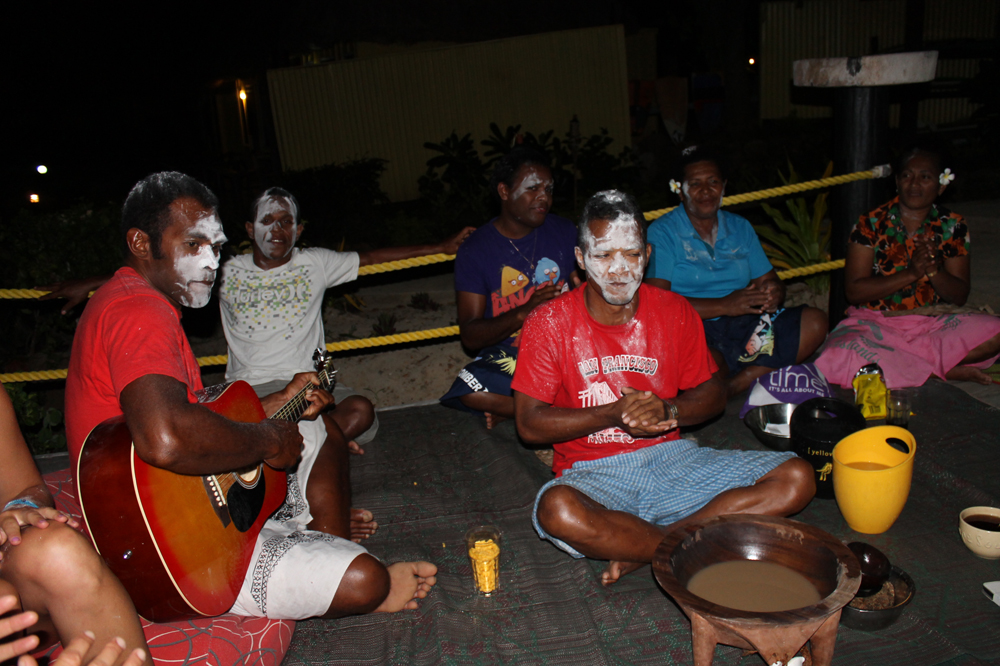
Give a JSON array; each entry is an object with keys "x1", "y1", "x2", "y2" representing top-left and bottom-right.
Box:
[
  {"x1": 65, "y1": 267, "x2": 204, "y2": 472},
  {"x1": 511, "y1": 284, "x2": 716, "y2": 476}
]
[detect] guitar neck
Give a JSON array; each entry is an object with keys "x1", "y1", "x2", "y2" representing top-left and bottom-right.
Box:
[{"x1": 269, "y1": 368, "x2": 334, "y2": 423}]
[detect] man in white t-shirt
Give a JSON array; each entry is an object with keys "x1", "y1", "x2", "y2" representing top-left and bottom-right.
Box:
[{"x1": 218, "y1": 187, "x2": 472, "y2": 540}]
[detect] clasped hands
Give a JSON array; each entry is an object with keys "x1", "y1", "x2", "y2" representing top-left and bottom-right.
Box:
[
  {"x1": 909, "y1": 234, "x2": 943, "y2": 279},
  {"x1": 613, "y1": 387, "x2": 678, "y2": 437},
  {"x1": 724, "y1": 281, "x2": 782, "y2": 316}
]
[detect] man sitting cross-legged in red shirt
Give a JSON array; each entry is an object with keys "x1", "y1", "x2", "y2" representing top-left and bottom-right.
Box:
[{"x1": 512, "y1": 190, "x2": 816, "y2": 586}]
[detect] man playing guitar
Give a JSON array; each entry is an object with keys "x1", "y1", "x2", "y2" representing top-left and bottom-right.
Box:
[{"x1": 65, "y1": 172, "x2": 436, "y2": 620}]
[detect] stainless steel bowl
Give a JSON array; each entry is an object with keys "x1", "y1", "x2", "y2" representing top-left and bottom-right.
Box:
[{"x1": 743, "y1": 403, "x2": 797, "y2": 451}]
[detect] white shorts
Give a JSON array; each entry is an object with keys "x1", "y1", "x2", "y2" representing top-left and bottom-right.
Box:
[{"x1": 229, "y1": 416, "x2": 368, "y2": 619}]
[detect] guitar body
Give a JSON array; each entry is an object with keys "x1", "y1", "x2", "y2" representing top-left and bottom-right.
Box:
[{"x1": 77, "y1": 380, "x2": 287, "y2": 622}]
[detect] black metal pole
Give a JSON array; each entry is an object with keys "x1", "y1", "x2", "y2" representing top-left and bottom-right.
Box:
[{"x1": 829, "y1": 86, "x2": 888, "y2": 328}]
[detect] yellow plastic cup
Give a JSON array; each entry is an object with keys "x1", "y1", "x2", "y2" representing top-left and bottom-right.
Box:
[{"x1": 832, "y1": 426, "x2": 916, "y2": 534}]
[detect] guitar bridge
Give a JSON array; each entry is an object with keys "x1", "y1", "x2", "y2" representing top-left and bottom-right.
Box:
[{"x1": 203, "y1": 475, "x2": 232, "y2": 528}]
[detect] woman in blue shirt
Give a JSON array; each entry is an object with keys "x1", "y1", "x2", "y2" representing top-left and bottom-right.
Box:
[{"x1": 645, "y1": 146, "x2": 828, "y2": 396}]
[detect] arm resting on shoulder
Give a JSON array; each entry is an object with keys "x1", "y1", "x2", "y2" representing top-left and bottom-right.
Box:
[
  {"x1": 121, "y1": 374, "x2": 302, "y2": 475},
  {"x1": 36, "y1": 274, "x2": 113, "y2": 314}
]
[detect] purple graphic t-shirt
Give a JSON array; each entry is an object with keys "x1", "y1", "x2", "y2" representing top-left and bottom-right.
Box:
[{"x1": 454, "y1": 214, "x2": 578, "y2": 347}]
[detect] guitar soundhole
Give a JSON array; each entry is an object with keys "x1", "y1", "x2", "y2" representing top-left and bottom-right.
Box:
[{"x1": 227, "y1": 476, "x2": 267, "y2": 532}]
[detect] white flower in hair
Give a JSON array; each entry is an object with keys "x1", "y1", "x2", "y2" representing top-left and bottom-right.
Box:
[
  {"x1": 669, "y1": 179, "x2": 682, "y2": 194},
  {"x1": 939, "y1": 168, "x2": 955, "y2": 185}
]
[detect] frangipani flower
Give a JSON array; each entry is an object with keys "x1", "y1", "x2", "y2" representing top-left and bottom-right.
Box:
[
  {"x1": 670, "y1": 179, "x2": 682, "y2": 194},
  {"x1": 939, "y1": 168, "x2": 955, "y2": 185}
]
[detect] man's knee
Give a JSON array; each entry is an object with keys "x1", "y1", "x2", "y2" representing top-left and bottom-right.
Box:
[
  {"x1": 537, "y1": 485, "x2": 590, "y2": 540},
  {"x1": 339, "y1": 395, "x2": 375, "y2": 428},
  {"x1": 329, "y1": 553, "x2": 390, "y2": 615},
  {"x1": 798, "y1": 307, "x2": 829, "y2": 358},
  {"x1": 771, "y1": 457, "x2": 816, "y2": 511}
]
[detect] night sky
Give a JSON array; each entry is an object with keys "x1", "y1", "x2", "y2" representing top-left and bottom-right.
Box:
[{"x1": 5, "y1": 1, "x2": 691, "y2": 217}]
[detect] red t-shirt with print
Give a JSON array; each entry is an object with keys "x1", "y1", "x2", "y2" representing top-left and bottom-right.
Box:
[
  {"x1": 65, "y1": 267, "x2": 204, "y2": 472},
  {"x1": 511, "y1": 284, "x2": 716, "y2": 476}
]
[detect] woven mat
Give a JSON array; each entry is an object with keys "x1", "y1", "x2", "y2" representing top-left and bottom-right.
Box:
[{"x1": 283, "y1": 382, "x2": 1000, "y2": 665}]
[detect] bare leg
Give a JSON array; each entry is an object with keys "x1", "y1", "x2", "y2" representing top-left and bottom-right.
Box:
[
  {"x1": 458, "y1": 392, "x2": 514, "y2": 429},
  {"x1": 1, "y1": 522, "x2": 148, "y2": 666},
  {"x1": 308, "y1": 415, "x2": 377, "y2": 542},
  {"x1": 329, "y1": 396, "x2": 375, "y2": 455},
  {"x1": 726, "y1": 307, "x2": 828, "y2": 397},
  {"x1": 536, "y1": 457, "x2": 815, "y2": 585},
  {"x1": 321, "y1": 554, "x2": 437, "y2": 618},
  {"x1": 947, "y1": 332, "x2": 1000, "y2": 385}
]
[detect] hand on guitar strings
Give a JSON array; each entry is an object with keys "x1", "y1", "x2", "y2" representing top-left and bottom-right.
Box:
[
  {"x1": 0, "y1": 503, "x2": 80, "y2": 554},
  {"x1": 261, "y1": 372, "x2": 335, "y2": 421}
]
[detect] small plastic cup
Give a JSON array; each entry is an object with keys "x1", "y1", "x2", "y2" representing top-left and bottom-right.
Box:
[
  {"x1": 885, "y1": 389, "x2": 913, "y2": 428},
  {"x1": 466, "y1": 525, "x2": 501, "y2": 596}
]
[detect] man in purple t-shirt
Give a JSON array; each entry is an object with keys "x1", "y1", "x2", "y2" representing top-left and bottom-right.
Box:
[{"x1": 441, "y1": 148, "x2": 578, "y2": 427}]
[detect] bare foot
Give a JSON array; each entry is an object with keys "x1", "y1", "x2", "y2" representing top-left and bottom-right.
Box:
[
  {"x1": 375, "y1": 561, "x2": 438, "y2": 612},
  {"x1": 601, "y1": 560, "x2": 645, "y2": 586},
  {"x1": 946, "y1": 365, "x2": 993, "y2": 385},
  {"x1": 485, "y1": 412, "x2": 508, "y2": 429},
  {"x1": 350, "y1": 508, "x2": 378, "y2": 542},
  {"x1": 347, "y1": 440, "x2": 365, "y2": 455}
]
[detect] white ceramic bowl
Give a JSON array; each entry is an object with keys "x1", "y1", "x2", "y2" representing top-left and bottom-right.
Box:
[{"x1": 959, "y1": 506, "x2": 1000, "y2": 559}]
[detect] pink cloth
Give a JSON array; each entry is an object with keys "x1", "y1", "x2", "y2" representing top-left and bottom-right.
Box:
[{"x1": 815, "y1": 307, "x2": 1000, "y2": 389}]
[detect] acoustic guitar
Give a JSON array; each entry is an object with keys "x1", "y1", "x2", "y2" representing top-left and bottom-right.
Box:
[{"x1": 77, "y1": 349, "x2": 336, "y2": 622}]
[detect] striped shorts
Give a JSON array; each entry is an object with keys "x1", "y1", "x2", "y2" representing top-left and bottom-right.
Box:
[{"x1": 532, "y1": 439, "x2": 795, "y2": 558}]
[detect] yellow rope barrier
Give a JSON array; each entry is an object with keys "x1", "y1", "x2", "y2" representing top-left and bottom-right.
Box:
[
  {"x1": 2, "y1": 326, "x2": 463, "y2": 382},
  {"x1": 357, "y1": 253, "x2": 455, "y2": 275},
  {"x1": 643, "y1": 165, "x2": 890, "y2": 221},
  {"x1": 776, "y1": 259, "x2": 845, "y2": 281},
  {"x1": 0, "y1": 289, "x2": 49, "y2": 300},
  {"x1": 0, "y1": 369, "x2": 69, "y2": 384}
]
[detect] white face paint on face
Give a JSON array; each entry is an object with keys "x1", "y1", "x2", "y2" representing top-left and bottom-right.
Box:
[
  {"x1": 252, "y1": 195, "x2": 298, "y2": 259},
  {"x1": 580, "y1": 212, "x2": 646, "y2": 306},
  {"x1": 173, "y1": 213, "x2": 226, "y2": 308}
]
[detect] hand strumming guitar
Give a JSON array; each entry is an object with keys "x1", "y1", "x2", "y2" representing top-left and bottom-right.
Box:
[{"x1": 258, "y1": 420, "x2": 305, "y2": 471}]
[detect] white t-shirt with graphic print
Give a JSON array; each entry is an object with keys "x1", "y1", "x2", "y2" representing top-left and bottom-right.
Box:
[{"x1": 219, "y1": 247, "x2": 359, "y2": 385}]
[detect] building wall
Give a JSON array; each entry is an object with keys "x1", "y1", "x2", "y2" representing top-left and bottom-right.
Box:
[
  {"x1": 266, "y1": 25, "x2": 631, "y2": 201},
  {"x1": 760, "y1": 0, "x2": 997, "y2": 125}
]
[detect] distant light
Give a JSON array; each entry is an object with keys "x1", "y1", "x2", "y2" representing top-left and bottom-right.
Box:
[
  {"x1": 748, "y1": 57, "x2": 756, "y2": 65},
  {"x1": 239, "y1": 89, "x2": 247, "y2": 101},
  {"x1": 29, "y1": 193, "x2": 39, "y2": 203},
  {"x1": 36, "y1": 165, "x2": 48, "y2": 174}
]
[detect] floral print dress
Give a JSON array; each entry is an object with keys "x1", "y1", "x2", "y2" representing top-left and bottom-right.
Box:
[{"x1": 849, "y1": 196, "x2": 970, "y2": 311}]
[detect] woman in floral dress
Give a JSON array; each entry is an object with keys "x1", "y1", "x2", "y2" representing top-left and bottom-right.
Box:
[{"x1": 815, "y1": 148, "x2": 1000, "y2": 388}]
